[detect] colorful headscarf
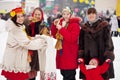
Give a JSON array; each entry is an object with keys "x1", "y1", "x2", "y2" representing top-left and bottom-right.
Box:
[{"x1": 10, "y1": 7, "x2": 24, "y2": 17}]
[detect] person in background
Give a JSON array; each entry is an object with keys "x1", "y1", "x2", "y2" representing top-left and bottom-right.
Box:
[
  {"x1": 109, "y1": 15, "x2": 119, "y2": 37},
  {"x1": 117, "y1": 16, "x2": 120, "y2": 37},
  {"x1": 51, "y1": 6, "x2": 82, "y2": 80},
  {"x1": 0, "y1": 7, "x2": 47, "y2": 80},
  {"x1": 78, "y1": 7, "x2": 115, "y2": 80},
  {"x1": 26, "y1": 7, "x2": 47, "y2": 80},
  {"x1": 78, "y1": 58, "x2": 112, "y2": 80}
]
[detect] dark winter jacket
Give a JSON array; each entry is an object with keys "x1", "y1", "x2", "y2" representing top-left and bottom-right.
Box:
[{"x1": 79, "y1": 19, "x2": 115, "y2": 79}]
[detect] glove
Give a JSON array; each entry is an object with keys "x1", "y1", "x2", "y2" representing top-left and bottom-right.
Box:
[{"x1": 78, "y1": 58, "x2": 84, "y2": 64}]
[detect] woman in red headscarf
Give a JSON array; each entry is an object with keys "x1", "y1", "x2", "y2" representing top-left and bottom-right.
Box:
[{"x1": 25, "y1": 7, "x2": 46, "y2": 80}]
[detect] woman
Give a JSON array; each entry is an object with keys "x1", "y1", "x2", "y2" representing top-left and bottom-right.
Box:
[
  {"x1": 0, "y1": 7, "x2": 47, "y2": 80},
  {"x1": 51, "y1": 7, "x2": 81, "y2": 80},
  {"x1": 78, "y1": 7, "x2": 115, "y2": 80},
  {"x1": 26, "y1": 7, "x2": 46, "y2": 80}
]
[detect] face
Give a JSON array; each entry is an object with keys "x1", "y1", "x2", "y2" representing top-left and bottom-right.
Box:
[
  {"x1": 62, "y1": 11, "x2": 71, "y2": 22},
  {"x1": 87, "y1": 13, "x2": 97, "y2": 22},
  {"x1": 33, "y1": 9, "x2": 42, "y2": 21},
  {"x1": 89, "y1": 59, "x2": 98, "y2": 66},
  {"x1": 16, "y1": 13, "x2": 24, "y2": 24}
]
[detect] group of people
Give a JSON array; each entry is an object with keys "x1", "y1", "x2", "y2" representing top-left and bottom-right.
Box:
[{"x1": 0, "y1": 6, "x2": 115, "y2": 80}]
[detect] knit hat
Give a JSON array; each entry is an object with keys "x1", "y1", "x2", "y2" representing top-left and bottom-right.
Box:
[{"x1": 10, "y1": 7, "x2": 24, "y2": 17}]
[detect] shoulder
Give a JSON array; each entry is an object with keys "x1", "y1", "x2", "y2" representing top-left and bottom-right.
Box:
[{"x1": 69, "y1": 17, "x2": 82, "y2": 24}]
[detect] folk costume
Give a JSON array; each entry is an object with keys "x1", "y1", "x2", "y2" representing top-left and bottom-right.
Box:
[{"x1": 0, "y1": 7, "x2": 47, "y2": 80}]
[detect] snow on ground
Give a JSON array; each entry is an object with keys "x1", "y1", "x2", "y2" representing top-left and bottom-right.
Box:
[{"x1": 0, "y1": 37, "x2": 120, "y2": 80}]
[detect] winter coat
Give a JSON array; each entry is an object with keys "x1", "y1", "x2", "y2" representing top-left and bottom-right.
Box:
[
  {"x1": 79, "y1": 61, "x2": 110, "y2": 80},
  {"x1": 51, "y1": 17, "x2": 81, "y2": 69},
  {"x1": 0, "y1": 19, "x2": 47, "y2": 73},
  {"x1": 79, "y1": 19, "x2": 115, "y2": 79}
]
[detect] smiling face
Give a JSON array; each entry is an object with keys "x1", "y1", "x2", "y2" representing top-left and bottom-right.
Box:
[
  {"x1": 62, "y1": 11, "x2": 71, "y2": 22},
  {"x1": 87, "y1": 13, "x2": 97, "y2": 22},
  {"x1": 87, "y1": 8, "x2": 97, "y2": 22},
  {"x1": 89, "y1": 58, "x2": 99, "y2": 66},
  {"x1": 16, "y1": 13, "x2": 24, "y2": 24},
  {"x1": 33, "y1": 9, "x2": 42, "y2": 21}
]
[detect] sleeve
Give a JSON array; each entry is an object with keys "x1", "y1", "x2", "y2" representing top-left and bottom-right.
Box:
[
  {"x1": 103, "y1": 25, "x2": 115, "y2": 61},
  {"x1": 78, "y1": 29, "x2": 84, "y2": 58},
  {"x1": 100, "y1": 62, "x2": 110, "y2": 74},
  {"x1": 59, "y1": 23, "x2": 80, "y2": 43},
  {"x1": 50, "y1": 23, "x2": 58, "y2": 38},
  {"x1": 13, "y1": 29, "x2": 47, "y2": 50},
  {"x1": 79, "y1": 62, "x2": 87, "y2": 74}
]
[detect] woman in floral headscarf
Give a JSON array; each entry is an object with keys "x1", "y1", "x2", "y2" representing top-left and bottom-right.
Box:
[{"x1": 0, "y1": 7, "x2": 47, "y2": 80}]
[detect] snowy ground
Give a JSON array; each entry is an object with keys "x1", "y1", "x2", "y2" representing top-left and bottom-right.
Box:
[{"x1": 0, "y1": 37, "x2": 120, "y2": 80}]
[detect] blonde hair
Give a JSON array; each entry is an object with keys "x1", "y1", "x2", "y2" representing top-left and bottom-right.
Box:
[{"x1": 62, "y1": 6, "x2": 72, "y2": 14}]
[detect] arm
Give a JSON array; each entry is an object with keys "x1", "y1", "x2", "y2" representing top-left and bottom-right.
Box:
[
  {"x1": 78, "y1": 58, "x2": 87, "y2": 74},
  {"x1": 13, "y1": 28, "x2": 47, "y2": 50},
  {"x1": 78, "y1": 29, "x2": 85, "y2": 58},
  {"x1": 51, "y1": 23, "x2": 58, "y2": 38},
  {"x1": 100, "y1": 59, "x2": 111, "y2": 74},
  {"x1": 104, "y1": 23, "x2": 115, "y2": 61}
]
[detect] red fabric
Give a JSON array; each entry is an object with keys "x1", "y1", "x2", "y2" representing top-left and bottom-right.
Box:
[
  {"x1": 28, "y1": 50, "x2": 33, "y2": 55},
  {"x1": 1, "y1": 70, "x2": 29, "y2": 80},
  {"x1": 30, "y1": 22, "x2": 35, "y2": 37},
  {"x1": 11, "y1": 7, "x2": 24, "y2": 14},
  {"x1": 51, "y1": 17, "x2": 81, "y2": 69},
  {"x1": 79, "y1": 62, "x2": 110, "y2": 80}
]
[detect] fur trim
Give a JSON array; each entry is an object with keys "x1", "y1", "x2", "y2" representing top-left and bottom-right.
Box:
[
  {"x1": 69, "y1": 17, "x2": 82, "y2": 24},
  {"x1": 104, "y1": 51, "x2": 115, "y2": 61},
  {"x1": 82, "y1": 20, "x2": 109, "y2": 33}
]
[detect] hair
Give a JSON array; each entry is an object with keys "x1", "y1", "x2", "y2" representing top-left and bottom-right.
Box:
[
  {"x1": 11, "y1": 14, "x2": 25, "y2": 27},
  {"x1": 32, "y1": 7, "x2": 44, "y2": 21},
  {"x1": 11, "y1": 15, "x2": 18, "y2": 26},
  {"x1": 87, "y1": 7, "x2": 97, "y2": 15},
  {"x1": 62, "y1": 6, "x2": 73, "y2": 14}
]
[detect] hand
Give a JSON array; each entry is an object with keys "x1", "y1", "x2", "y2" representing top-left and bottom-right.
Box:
[
  {"x1": 105, "y1": 59, "x2": 111, "y2": 63},
  {"x1": 78, "y1": 58, "x2": 84, "y2": 64},
  {"x1": 56, "y1": 20, "x2": 62, "y2": 30},
  {"x1": 54, "y1": 19, "x2": 60, "y2": 26},
  {"x1": 62, "y1": 21, "x2": 67, "y2": 27}
]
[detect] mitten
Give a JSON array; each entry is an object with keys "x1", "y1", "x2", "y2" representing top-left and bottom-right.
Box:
[
  {"x1": 78, "y1": 58, "x2": 84, "y2": 64},
  {"x1": 105, "y1": 59, "x2": 111, "y2": 64}
]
